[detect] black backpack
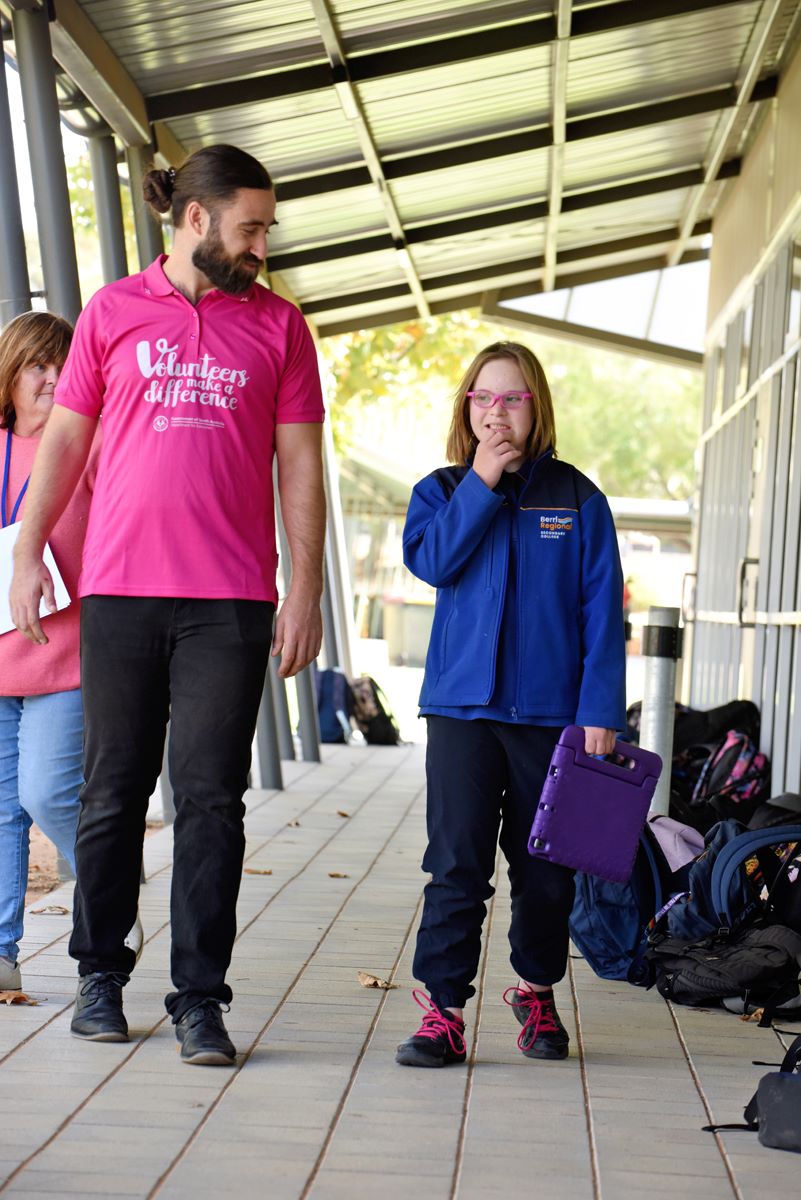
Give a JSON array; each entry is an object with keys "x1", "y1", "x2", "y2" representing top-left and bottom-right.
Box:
[
  {"x1": 628, "y1": 698, "x2": 764, "y2": 834},
  {"x1": 645, "y1": 822, "x2": 801, "y2": 1021},
  {"x1": 351, "y1": 676, "x2": 400, "y2": 746},
  {"x1": 705, "y1": 1033, "x2": 801, "y2": 1152},
  {"x1": 645, "y1": 923, "x2": 801, "y2": 1022}
]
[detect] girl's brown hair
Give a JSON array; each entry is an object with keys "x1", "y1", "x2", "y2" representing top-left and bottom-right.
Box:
[
  {"x1": 143, "y1": 143, "x2": 273, "y2": 227},
  {"x1": 445, "y1": 341, "x2": 556, "y2": 466},
  {"x1": 0, "y1": 311, "x2": 73, "y2": 430}
]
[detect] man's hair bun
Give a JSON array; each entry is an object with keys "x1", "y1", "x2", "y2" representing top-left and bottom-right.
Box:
[{"x1": 142, "y1": 168, "x2": 176, "y2": 214}]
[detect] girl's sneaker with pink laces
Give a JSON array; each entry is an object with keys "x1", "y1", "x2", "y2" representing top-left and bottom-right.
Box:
[
  {"x1": 504, "y1": 987, "x2": 569, "y2": 1060},
  {"x1": 395, "y1": 989, "x2": 467, "y2": 1067}
]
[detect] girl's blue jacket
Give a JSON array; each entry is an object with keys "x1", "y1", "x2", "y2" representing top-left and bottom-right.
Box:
[{"x1": 403, "y1": 451, "x2": 627, "y2": 730}]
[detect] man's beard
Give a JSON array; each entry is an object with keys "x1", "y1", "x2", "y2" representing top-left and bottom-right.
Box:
[{"x1": 192, "y1": 222, "x2": 262, "y2": 295}]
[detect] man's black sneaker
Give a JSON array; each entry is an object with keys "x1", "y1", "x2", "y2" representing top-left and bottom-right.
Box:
[
  {"x1": 395, "y1": 989, "x2": 467, "y2": 1068},
  {"x1": 70, "y1": 972, "x2": 129, "y2": 1042},
  {"x1": 504, "y1": 987, "x2": 570, "y2": 1059},
  {"x1": 175, "y1": 1000, "x2": 236, "y2": 1066}
]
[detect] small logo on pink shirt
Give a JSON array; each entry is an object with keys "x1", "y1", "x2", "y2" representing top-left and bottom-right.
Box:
[{"x1": 153, "y1": 415, "x2": 169, "y2": 432}]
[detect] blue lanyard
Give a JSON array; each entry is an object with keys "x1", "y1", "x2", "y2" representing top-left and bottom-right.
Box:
[{"x1": 2, "y1": 433, "x2": 30, "y2": 528}]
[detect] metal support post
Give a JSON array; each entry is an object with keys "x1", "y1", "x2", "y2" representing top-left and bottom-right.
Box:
[
  {"x1": 255, "y1": 673, "x2": 283, "y2": 790},
  {"x1": 322, "y1": 551, "x2": 340, "y2": 668},
  {"x1": 0, "y1": 36, "x2": 30, "y2": 323},
  {"x1": 296, "y1": 665, "x2": 322, "y2": 762},
  {"x1": 125, "y1": 143, "x2": 164, "y2": 269},
  {"x1": 56, "y1": 849, "x2": 75, "y2": 883},
  {"x1": 274, "y1": 470, "x2": 321, "y2": 763},
  {"x1": 159, "y1": 722, "x2": 176, "y2": 824},
  {"x1": 88, "y1": 133, "x2": 128, "y2": 283},
  {"x1": 12, "y1": 6, "x2": 82, "y2": 322},
  {"x1": 639, "y1": 606, "x2": 683, "y2": 816},
  {"x1": 270, "y1": 653, "x2": 296, "y2": 760},
  {"x1": 321, "y1": 418, "x2": 355, "y2": 678}
]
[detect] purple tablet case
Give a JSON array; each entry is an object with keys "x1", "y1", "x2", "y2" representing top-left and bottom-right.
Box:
[{"x1": 527, "y1": 725, "x2": 662, "y2": 883}]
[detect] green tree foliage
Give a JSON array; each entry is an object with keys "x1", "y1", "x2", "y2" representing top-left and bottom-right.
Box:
[
  {"x1": 320, "y1": 312, "x2": 701, "y2": 499},
  {"x1": 66, "y1": 154, "x2": 139, "y2": 301}
]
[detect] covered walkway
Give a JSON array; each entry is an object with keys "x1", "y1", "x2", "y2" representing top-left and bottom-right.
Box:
[{"x1": 0, "y1": 744, "x2": 797, "y2": 1199}]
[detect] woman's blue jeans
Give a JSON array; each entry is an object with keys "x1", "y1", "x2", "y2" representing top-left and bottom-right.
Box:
[{"x1": 0, "y1": 689, "x2": 83, "y2": 963}]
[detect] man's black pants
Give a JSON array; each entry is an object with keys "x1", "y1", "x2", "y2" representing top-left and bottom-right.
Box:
[
  {"x1": 414, "y1": 716, "x2": 575, "y2": 1011},
  {"x1": 70, "y1": 596, "x2": 273, "y2": 1021}
]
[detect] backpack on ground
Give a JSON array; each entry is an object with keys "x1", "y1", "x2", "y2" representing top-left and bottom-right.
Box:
[
  {"x1": 705, "y1": 1033, "x2": 801, "y2": 1152},
  {"x1": 645, "y1": 923, "x2": 801, "y2": 1020},
  {"x1": 569, "y1": 824, "x2": 688, "y2": 984},
  {"x1": 314, "y1": 667, "x2": 356, "y2": 744},
  {"x1": 627, "y1": 699, "x2": 765, "y2": 833},
  {"x1": 748, "y1": 791, "x2": 801, "y2": 829},
  {"x1": 670, "y1": 731, "x2": 771, "y2": 834},
  {"x1": 691, "y1": 729, "x2": 771, "y2": 815},
  {"x1": 350, "y1": 676, "x2": 400, "y2": 745},
  {"x1": 626, "y1": 698, "x2": 760, "y2": 756},
  {"x1": 664, "y1": 821, "x2": 801, "y2": 941},
  {"x1": 645, "y1": 821, "x2": 801, "y2": 1020}
]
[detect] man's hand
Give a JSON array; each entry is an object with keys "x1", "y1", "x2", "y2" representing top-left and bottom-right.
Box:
[
  {"x1": 272, "y1": 589, "x2": 323, "y2": 677},
  {"x1": 10, "y1": 552, "x2": 56, "y2": 644},
  {"x1": 583, "y1": 726, "x2": 616, "y2": 756},
  {"x1": 472, "y1": 429, "x2": 521, "y2": 489}
]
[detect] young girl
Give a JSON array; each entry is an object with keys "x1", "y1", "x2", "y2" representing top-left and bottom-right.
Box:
[{"x1": 396, "y1": 341, "x2": 626, "y2": 1067}]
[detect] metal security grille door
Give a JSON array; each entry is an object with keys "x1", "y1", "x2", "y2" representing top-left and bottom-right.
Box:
[
  {"x1": 693, "y1": 401, "x2": 753, "y2": 706},
  {"x1": 691, "y1": 235, "x2": 801, "y2": 793}
]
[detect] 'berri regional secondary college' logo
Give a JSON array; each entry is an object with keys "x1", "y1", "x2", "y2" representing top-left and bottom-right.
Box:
[{"x1": 540, "y1": 513, "x2": 574, "y2": 539}]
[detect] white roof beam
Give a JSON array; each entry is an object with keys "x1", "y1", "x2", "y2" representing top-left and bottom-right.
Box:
[
  {"x1": 667, "y1": 0, "x2": 788, "y2": 267},
  {"x1": 481, "y1": 296, "x2": 703, "y2": 370},
  {"x1": 308, "y1": 0, "x2": 430, "y2": 319},
  {"x1": 542, "y1": 1, "x2": 571, "y2": 293}
]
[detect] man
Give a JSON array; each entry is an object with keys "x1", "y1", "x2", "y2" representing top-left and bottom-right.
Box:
[{"x1": 10, "y1": 144, "x2": 326, "y2": 1065}]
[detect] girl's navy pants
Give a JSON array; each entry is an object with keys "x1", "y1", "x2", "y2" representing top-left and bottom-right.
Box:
[{"x1": 414, "y1": 716, "x2": 575, "y2": 1010}]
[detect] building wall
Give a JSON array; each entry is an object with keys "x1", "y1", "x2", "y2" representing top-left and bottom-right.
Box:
[
  {"x1": 708, "y1": 38, "x2": 801, "y2": 333},
  {"x1": 692, "y1": 36, "x2": 801, "y2": 791}
]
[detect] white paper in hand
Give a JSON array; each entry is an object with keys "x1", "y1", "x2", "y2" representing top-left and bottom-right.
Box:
[{"x1": 0, "y1": 521, "x2": 70, "y2": 635}]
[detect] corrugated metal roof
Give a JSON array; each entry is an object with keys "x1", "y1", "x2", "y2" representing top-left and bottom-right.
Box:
[
  {"x1": 389, "y1": 151, "x2": 547, "y2": 224},
  {"x1": 82, "y1": 1, "x2": 324, "y2": 92},
  {"x1": 563, "y1": 113, "x2": 725, "y2": 191},
  {"x1": 14, "y1": 0, "x2": 801, "y2": 334},
  {"x1": 170, "y1": 95, "x2": 362, "y2": 178},
  {"x1": 334, "y1": 0, "x2": 550, "y2": 48},
  {"x1": 567, "y1": 6, "x2": 764, "y2": 112}
]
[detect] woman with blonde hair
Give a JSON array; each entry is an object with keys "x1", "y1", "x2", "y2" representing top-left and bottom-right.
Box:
[
  {"x1": 0, "y1": 312, "x2": 99, "y2": 992},
  {"x1": 396, "y1": 340, "x2": 626, "y2": 1067}
]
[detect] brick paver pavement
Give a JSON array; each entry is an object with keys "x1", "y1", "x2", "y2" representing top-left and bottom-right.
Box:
[{"x1": 0, "y1": 743, "x2": 797, "y2": 1198}]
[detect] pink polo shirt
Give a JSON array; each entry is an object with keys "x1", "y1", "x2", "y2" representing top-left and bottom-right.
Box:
[{"x1": 54, "y1": 257, "x2": 324, "y2": 603}]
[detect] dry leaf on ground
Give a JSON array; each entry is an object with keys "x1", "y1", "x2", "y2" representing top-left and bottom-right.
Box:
[
  {"x1": 357, "y1": 971, "x2": 398, "y2": 990},
  {"x1": 30, "y1": 905, "x2": 70, "y2": 915},
  {"x1": 328, "y1": 871, "x2": 350, "y2": 878},
  {"x1": 243, "y1": 868, "x2": 273, "y2": 875},
  {"x1": 336, "y1": 810, "x2": 350, "y2": 818},
  {"x1": 0, "y1": 991, "x2": 38, "y2": 1005},
  {"x1": 739, "y1": 1008, "x2": 765, "y2": 1023}
]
